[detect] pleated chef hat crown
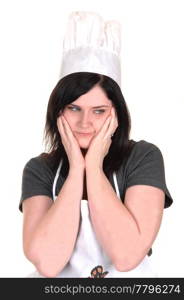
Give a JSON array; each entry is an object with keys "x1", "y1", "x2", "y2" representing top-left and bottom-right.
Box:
[{"x1": 59, "y1": 11, "x2": 122, "y2": 87}]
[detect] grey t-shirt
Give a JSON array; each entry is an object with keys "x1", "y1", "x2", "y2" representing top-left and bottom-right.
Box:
[{"x1": 19, "y1": 139, "x2": 173, "y2": 212}]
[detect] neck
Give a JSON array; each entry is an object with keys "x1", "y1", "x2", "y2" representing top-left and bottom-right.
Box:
[{"x1": 81, "y1": 148, "x2": 88, "y2": 157}]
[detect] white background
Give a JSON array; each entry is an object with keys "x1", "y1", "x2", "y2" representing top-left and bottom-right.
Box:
[{"x1": 0, "y1": 0, "x2": 183, "y2": 277}]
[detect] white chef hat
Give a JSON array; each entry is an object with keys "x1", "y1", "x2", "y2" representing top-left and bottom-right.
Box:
[{"x1": 59, "y1": 11, "x2": 122, "y2": 87}]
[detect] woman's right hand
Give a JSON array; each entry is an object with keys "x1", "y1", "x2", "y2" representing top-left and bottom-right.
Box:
[{"x1": 57, "y1": 113, "x2": 85, "y2": 171}]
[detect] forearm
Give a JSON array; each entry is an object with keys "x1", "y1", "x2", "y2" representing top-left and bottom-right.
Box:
[
  {"x1": 86, "y1": 165, "x2": 141, "y2": 271},
  {"x1": 30, "y1": 167, "x2": 84, "y2": 277}
]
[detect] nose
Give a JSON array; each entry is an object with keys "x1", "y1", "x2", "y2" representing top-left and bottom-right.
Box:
[{"x1": 78, "y1": 111, "x2": 92, "y2": 127}]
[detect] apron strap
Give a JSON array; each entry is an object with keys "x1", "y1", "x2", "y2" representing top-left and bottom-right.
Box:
[
  {"x1": 52, "y1": 158, "x2": 63, "y2": 200},
  {"x1": 112, "y1": 171, "x2": 121, "y2": 199}
]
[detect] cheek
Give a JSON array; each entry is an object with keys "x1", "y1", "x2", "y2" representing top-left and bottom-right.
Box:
[
  {"x1": 63, "y1": 109, "x2": 73, "y2": 120},
  {"x1": 95, "y1": 116, "x2": 109, "y2": 133}
]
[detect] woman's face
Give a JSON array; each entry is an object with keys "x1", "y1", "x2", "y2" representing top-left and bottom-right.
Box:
[{"x1": 62, "y1": 85, "x2": 113, "y2": 149}]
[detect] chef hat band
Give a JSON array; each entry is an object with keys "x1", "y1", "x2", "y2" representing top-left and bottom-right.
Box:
[{"x1": 59, "y1": 11, "x2": 122, "y2": 87}]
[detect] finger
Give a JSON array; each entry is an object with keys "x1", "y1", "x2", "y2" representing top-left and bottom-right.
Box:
[
  {"x1": 97, "y1": 115, "x2": 112, "y2": 138},
  {"x1": 61, "y1": 116, "x2": 74, "y2": 139},
  {"x1": 104, "y1": 108, "x2": 117, "y2": 138},
  {"x1": 104, "y1": 116, "x2": 115, "y2": 139},
  {"x1": 57, "y1": 117, "x2": 66, "y2": 138},
  {"x1": 110, "y1": 107, "x2": 118, "y2": 130},
  {"x1": 111, "y1": 107, "x2": 117, "y2": 120},
  {"x1": 57, "y1": 119, "x2": 65, "y2": 143},
  {"x1": 111, "y1": 106, "x2": 117, "y2": 117}
]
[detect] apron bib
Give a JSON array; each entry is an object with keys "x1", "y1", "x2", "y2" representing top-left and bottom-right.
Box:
[{"x1": 27, "y1": 159, "x2": 157, "y2": 278}]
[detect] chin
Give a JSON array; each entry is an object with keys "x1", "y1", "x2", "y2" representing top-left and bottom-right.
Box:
[
  {"x1": 79, "y1": 143, "x2": 89, "y2": 149},
  {"x1": 77, "y1": 138, "x2": 91, "y2": 149}
]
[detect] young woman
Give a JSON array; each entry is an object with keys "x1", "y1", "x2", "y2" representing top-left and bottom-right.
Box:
[{"x1": 19, "y1": 72, "x2": 173, "y2": 278}]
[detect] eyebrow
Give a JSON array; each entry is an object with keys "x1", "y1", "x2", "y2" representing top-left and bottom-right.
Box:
[{"x1": 68, "y1": 104, "x2": 110, "y2": 108}]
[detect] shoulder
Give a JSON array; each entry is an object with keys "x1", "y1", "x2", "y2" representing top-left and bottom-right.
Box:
[
  {"x1": 126, "y1": 139, "x2": 163, "y2": 166},
  {"x1": 22, "y1": 153, "x2": 56, "y2": 181},
  {"x1": 19, "y1": 153, "x2": 57, "y2": 213},
  {"x1": 24, "y1": 152, "x2": 55, "y2": 168},
  {"x1": 122, "y1": 139, "x2": 173, "y2": 208},
  {"x1": 130, "y1": 139, "x2": 162, "y2": 156},
  {"x1": 124, "y1": 139, "x2": 165, "y2": 180},
  {"x1": 23, "y1": 154, "x2": 46, "y2": 170}
]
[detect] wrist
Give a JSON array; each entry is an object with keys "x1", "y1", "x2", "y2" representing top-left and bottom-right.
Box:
[
  {"x1": 69, "y1": 166, "x2": 85, "y2": 177},
  {"x1": 85, "y1": 161, "x2": 103, "y2": 172}
]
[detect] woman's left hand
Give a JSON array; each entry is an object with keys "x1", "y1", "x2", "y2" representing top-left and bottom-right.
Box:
[{"x1": 85, "y1": 107, "x2": 118, "y2": 169}]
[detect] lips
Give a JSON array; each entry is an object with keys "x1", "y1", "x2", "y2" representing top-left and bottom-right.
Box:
[
  {"x1": 76, "y1": 132, "x2": 93, "y2": 136},
  {"x1": 77, "y1": 132, "x2": 92, "y2": 134}
]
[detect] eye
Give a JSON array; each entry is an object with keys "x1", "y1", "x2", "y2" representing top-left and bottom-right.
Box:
[
  {"x1": 94, "y1": 110, "x2": 105, "y2": 114},
  {"x1": 67, "y1": 106, "x2": 79, "y2": 111},
  {"x1": 67, "y1": 106, "x2": 105, "y2": 114}
]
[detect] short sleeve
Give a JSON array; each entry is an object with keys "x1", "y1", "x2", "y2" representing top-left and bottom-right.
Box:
[
  {"x1": 126, "y1": 141, "x2": 173, "y2": 208},
  {"x1": 19, "y1": 156, "x2": 54, "y2": 213}
]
